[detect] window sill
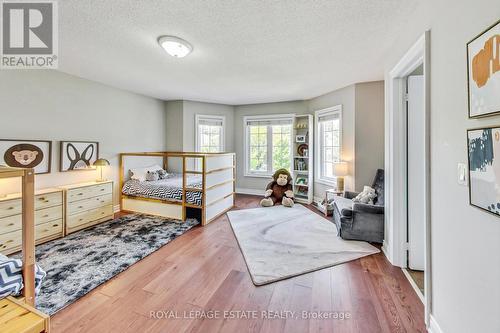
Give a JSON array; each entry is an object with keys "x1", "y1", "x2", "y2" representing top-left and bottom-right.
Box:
[
  {"x1": 244, "y1": 173, "x2": 273, "y2": 179},
  {"x1": 315, "y1": 178, "x2": 336, "y2": 187}
]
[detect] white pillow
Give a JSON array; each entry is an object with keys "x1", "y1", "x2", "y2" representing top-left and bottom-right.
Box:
[{"x1": 130, "y1": 165, "x2": 164, "y2": 182}]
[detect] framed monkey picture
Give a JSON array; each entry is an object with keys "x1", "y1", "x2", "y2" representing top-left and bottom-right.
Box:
[
  {"x1": 0, "y1": 139, "x2": 52, "y2": 174},
  {"x1": 60, "y1": 141, "x2": 99, "y2": 172}
]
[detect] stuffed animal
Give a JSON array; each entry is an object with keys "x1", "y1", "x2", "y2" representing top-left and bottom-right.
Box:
[
  {"x1": 353, "y1": 186, "x2": 377, "y2": 205},
  {"x1": 260, "y1": 168, "x2": 295, "y2": 207}
]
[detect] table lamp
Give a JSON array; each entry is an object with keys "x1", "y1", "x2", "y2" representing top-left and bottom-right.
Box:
[
  {"x1": 333, "y1": 161, "x2": 348, "y2": 192},
  {"x1": 93, "y1": 158, "x2": 110, "y2": 182}
]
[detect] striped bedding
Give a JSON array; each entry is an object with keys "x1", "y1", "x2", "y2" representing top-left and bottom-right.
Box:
[{"x1": 122, "y1": 173, "x2": 203, "y2": 206}]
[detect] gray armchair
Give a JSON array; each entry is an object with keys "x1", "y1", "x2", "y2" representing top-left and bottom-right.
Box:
[{"x1": 332, "y1": 169, "x2": 384, "y2": 243}]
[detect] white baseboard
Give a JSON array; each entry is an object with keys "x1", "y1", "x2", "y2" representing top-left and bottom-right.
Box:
[
  {"x1": 235, "y1": 188, "x2": 263, "y2": 196},
  {"x1": 428, "y1": 314, "x2": 444, "y2": 333},
  {"x1": 113, "y1": 204, "x2": 121, "y2": 213}
]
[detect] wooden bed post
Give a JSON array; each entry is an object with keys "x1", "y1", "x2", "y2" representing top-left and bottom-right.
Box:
[
  {"x1": 202, "y1": 156, "x2": 206, "y2": 226},
  {"x1": 182, "y1": 156, "x2": 186, "y2": 221},
  {"x1": 21, "y1": 168, "x2": 36, "y2": 306}
]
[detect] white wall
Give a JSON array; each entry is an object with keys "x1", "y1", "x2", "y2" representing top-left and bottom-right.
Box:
[
  {"x1": 385, "y1": 1, "x2": 500, "y2": 332},
  {"x1": 0, "y1": 70, "x2": 167, "y2": 207},
  {"x1": 429, "y1": 1, "x2": 499, "y2": 332}
]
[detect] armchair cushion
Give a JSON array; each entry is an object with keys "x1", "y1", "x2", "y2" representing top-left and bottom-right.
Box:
[
  {"x1": 333, "y1": 196, "x2": 354, "y2": 216},
  {"x1": 372, "y1": 169, "x2": 385, "y2": 206},
  {"x1": 344, "y1": 191, "x2": 360, "y2": 200},
  {"x1": 352, "y1": 202, "x2": 384, "y2": 214}
]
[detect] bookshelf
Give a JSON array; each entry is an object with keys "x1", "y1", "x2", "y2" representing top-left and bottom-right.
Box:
[{"x1": 292, "y1": 114, "x2": 313, "y2": 204}]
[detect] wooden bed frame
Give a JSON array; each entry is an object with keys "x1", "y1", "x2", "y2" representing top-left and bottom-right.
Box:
[
  {"x1": 0, "y1": 166, "x2": 36, "y2": 306},
  {"x1": 119, "y1": 152, "x2": 235, "y2": 226}
]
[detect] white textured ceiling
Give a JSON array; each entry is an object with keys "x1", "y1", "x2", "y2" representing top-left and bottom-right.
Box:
[{"x1": 59, "y1": 0, "x2": 422, "y2": 105}]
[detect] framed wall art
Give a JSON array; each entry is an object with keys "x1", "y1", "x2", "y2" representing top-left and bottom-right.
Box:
[
  {"x1": 0, "y1": 139, "x2": 52, "y2": 174},
  {"x1": 467, "y1": 126, "x2": 500, "y2": 215},
  {"x1": 60, "y1": 141, "x2": 99, "y2": 172},
  {"x1": 467, "y1": 19, "x2": 500, "y2": 118}
]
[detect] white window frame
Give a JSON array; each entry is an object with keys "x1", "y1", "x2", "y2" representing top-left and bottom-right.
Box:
[
  {"x1": 244, "y1": 114, "x2": 294, "y2": 177},
  {"x1": 195, "y1": 114, "x2": 225, "y2": 153},
  {"x1": 315, "y1": 105, "x2": 343, "y2": 186}
]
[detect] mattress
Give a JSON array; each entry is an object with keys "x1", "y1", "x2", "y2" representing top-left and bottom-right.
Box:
[{"x1": 122, "y1": 173, "x2": 203, "y2": 206}]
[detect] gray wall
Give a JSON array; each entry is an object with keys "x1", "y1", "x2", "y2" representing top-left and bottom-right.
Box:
[
  {"x1": 354, "y1": 81, "x2": 385, "y2": 190},
  {"x1": 234, "y1": 101, "x2": 309, "y2": 192},
  {"x1": 182, "y1": 100, "x2": 235, "y2": 152},
  {"x1": 308, "y1": 85, "x2": 356, "y2": 196},
  {"x1": 165, "y1": 100, "x2": 184, "y2": 151},
  {"x1": 0, "y1": 70, "x2": 167, "y2": 207}
]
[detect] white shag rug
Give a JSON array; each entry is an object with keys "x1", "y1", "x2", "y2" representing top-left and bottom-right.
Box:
[{"x1": 227, "y1": 204, "x2": 379, "y2": 285}]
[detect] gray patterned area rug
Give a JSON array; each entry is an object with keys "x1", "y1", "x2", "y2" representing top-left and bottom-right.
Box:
[
  {"x1": 228, "y1": 204, "x2": 379, "y2": 285},
  {"x1": 32, "y1": 214, "x2": 199, "y2": 315}
]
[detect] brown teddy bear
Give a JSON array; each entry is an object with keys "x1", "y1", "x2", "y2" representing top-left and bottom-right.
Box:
[{"x1": 260, "y1": 168, "x2": 295, "y2": 207}]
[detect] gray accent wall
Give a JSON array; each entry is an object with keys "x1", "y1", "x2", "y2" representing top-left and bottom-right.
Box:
[
  {"x1": 0, "y1": 70, "x2": 167, "y2": 207},
  {"x1": 234, "y1": 101, "x2": 309, "y2": 192},
  {"x1": 354, "y1": 81, "x2": 385, "y2": 191}
]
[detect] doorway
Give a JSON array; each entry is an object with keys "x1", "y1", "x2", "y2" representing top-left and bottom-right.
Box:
[
  {"x1": 405, "y1": 68, "x2": 425, "y2": 300},
  {"x1": 385, "y1": 31, "x2": 431, "y2": 325}
]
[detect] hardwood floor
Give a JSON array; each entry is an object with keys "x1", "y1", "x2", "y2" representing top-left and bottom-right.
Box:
[{"x1": 51, "y1": 194, "x2": 426, "y2": 333}]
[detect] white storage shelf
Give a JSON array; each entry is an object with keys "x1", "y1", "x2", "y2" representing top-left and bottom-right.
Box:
[{"x1": 292, "y1": 114, "x2": 313, "y2": 204}]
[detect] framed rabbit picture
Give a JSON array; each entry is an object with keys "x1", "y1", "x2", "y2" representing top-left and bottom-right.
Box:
[{"x1": 60, "y1": 141, "x2": 99, "y2": 171}]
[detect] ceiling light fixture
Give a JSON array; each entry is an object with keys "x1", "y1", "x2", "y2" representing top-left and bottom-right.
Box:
[{"x1": 158, "y1": 35, "x2": 193, "y2": 58}]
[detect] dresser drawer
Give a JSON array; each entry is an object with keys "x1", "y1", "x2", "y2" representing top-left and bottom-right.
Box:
[
  {"x1": 67, "y1": 205, "x2": 113, "y2": 231},
  {"x1": 36, "y1": 205, "x2": 63, "y2": 225},
  {"x1": 35, "y1": 191, "x2": 63, "y2": 210},
  {"x1": 0, "y1": 215, "x2": 21, "y2": 235},
  {"x1": 0, "y1": 199, "x2": 22, "y2": 219},
  {"x1": 36, "y1": 219, "x2": 63, "y2": 241},
  {"x1": 67, "y1": 194, "x2": 112, "y2": 215},
  {"x1": 67, "y1": 183, "x2": 113, "y2": 203},
  {"x1": 0, "y1": 219, "x2": 63, "y2": 253},
  {"x1": 0, "y1": 205, "x2": 62, "y2": 235}
]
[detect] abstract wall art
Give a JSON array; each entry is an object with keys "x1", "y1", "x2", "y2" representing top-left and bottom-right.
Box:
[
  {"x1": 467, "y1": 19, "x2": 500, "y2": 118},
  {"x1": 468, "y1": 126, "x2": 500, "y2": 215},
  {"x1": 0, "y1": 139, "x2": 52, "y2": 174},
  {"x1": 60, "y1": 141, "x2": 99, "y2": 172}
]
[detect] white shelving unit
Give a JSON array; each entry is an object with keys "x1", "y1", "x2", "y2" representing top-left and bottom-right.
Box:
[{"x1": 292, "y1": 114, "x2": 313, "y2": 204}]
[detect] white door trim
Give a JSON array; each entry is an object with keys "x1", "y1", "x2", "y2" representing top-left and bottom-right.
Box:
[{"x1": 385, "y1": 30, "x2": 432, "y2": 326}]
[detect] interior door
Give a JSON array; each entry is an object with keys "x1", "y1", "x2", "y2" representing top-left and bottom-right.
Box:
[{"x1": 407, "y1": 75, "x2": 425, "y2": 271}]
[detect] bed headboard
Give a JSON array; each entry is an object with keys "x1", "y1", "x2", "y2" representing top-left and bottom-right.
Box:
[{"x1": 120, "y1": 154, "x2": 165, "y2": 182}]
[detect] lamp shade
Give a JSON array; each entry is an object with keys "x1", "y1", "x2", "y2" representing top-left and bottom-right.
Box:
[
  {"x1": 333, "y1": 161, "x2": 348, "y2": 177},
  {"x1": 93, "y1": 158, "x2": 110, "y2": 167}
]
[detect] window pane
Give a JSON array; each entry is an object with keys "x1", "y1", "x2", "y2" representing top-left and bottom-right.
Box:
[
  {"x1": 272, "y1": 125, "x2": 291, "y2": 172},
  {"x1": 325, "y1": 162, "x2": 334, "y2": 178},
  {"x1": 332, "y1": 130, "x2": 340, "y2": 146},
  {"x1": 249, "y1": 126, "x2": 268, "y2": 172}
]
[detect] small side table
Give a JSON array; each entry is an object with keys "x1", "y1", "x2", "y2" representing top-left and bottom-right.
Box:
[{"x1": 323, "y1": 189, "x2": 344, "y2": 217}]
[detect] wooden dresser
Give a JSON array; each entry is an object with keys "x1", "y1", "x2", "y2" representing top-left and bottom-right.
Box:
[
  {"x1": 60, "y1": 181, "x2": 114, "y2": 235},
  {"x1": 0, "y1": 188, "x2": 64, "y2": 255}
]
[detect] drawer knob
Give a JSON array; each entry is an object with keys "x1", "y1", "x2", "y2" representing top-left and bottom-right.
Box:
[
  {"x1": 7, "y1": 223, "x2": 14, "y2": 226},
  {"x1": 79, "y1": 218, "x2": 83, "y2": 221},
  {"x1": 77, "y1": 193, "x2": 83, "y2": 196},
  {"x1": 100, "y1": 189, "x2": 105, "y2": 191},
  {"x1": 43, "y1": 214, "x2": 49, "y2": 218},
  {"x1": 7, "y1": 207, "x2": 14, "y2": 210},
  {"x1": 53, "y1": 224, "x2": 58, "y2": 227},
  {"x1": 78, "y1": 206, "x2": 83, "y2": 209}
]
